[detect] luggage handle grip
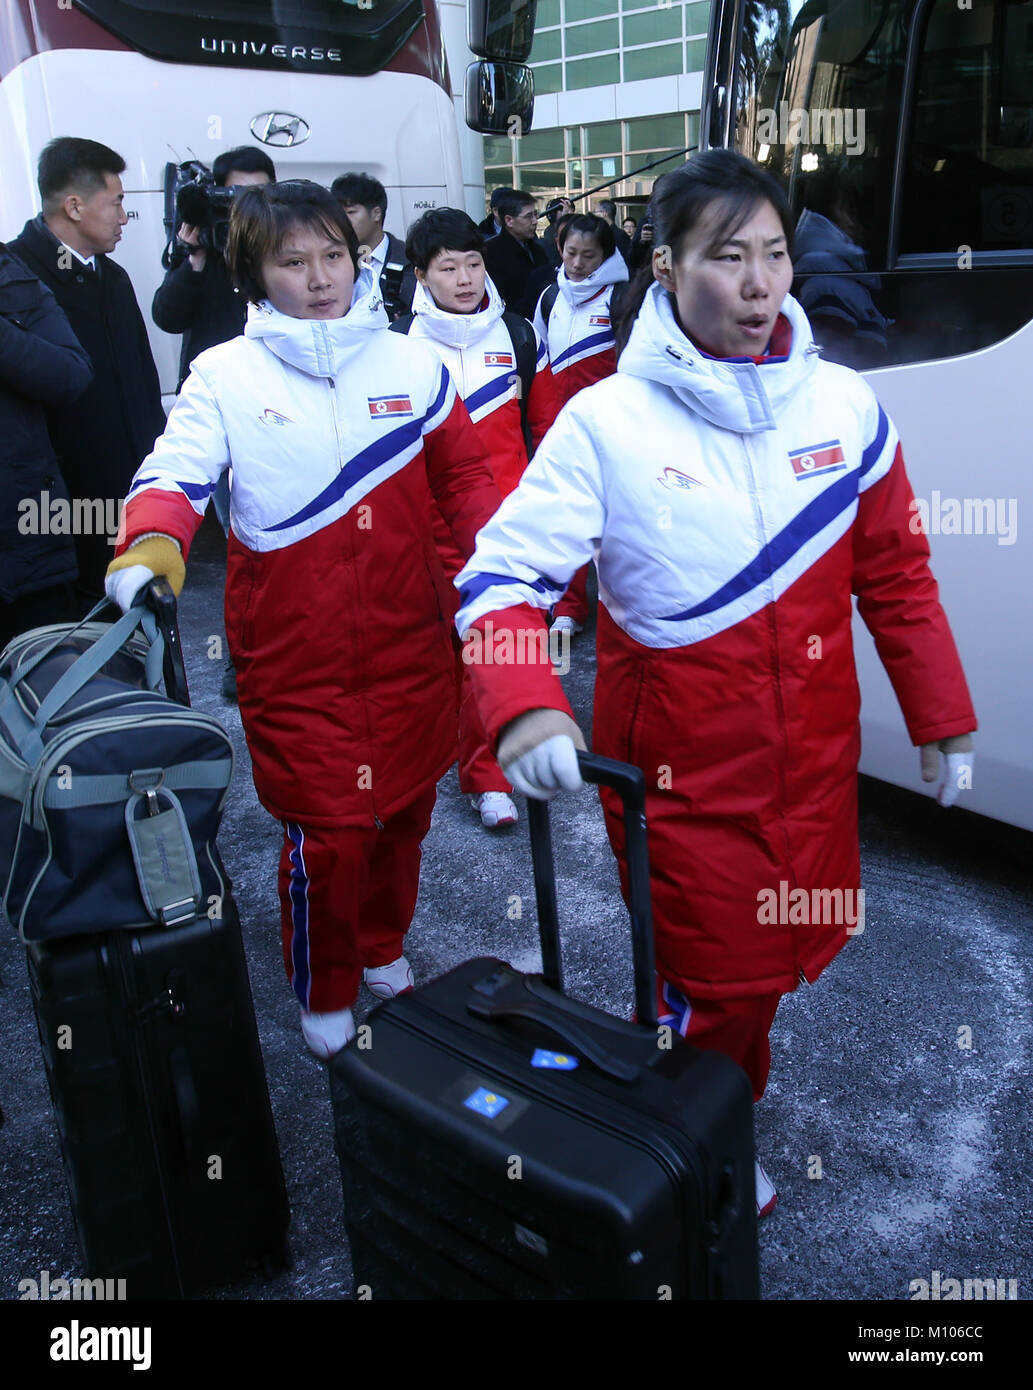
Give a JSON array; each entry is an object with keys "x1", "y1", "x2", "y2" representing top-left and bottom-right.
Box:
[
  {"x1": 528, "y1": 751, "x2": 657, "y2": 1028},
  {"x1": 466, "y1": 995, "x2": 641, "y2": 1084},
  {"x1": 141, "y1": 578, "x2": 190, "y2": 708}
]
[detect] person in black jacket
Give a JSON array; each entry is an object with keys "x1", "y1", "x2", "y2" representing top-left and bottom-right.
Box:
[
  {"x1": 9, "y1": 138, "x2": 167, "y2": 604},
  {"x1": 331, "y1": 172, "x2": 416, "y2": 321},
  {"x1": 481, "y1": 191, "x2": 551, "y2": 317},
  {"x1": 152, "y1": 146, "x2": 276, "y2": 391},
  {"x1": 0, "y1": 244, "x2": 92, "y2": 648}
]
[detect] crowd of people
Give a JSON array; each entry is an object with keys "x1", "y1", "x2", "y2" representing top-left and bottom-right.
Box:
[{"x1": 2, "y1": 139, "x2": 976, "y2": 1221}]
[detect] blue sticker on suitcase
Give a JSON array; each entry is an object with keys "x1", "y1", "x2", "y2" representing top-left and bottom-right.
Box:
[
  {"x1": 530, "y1": 1049, "x2": 579, "y2": 1070},
  {"x1": 463, "y1": 1086, "x2": 510, "y2": 1118}
]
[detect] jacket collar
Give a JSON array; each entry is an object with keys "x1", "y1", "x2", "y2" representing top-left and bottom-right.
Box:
[
  {"x1": 617, "y1": 282, "x2": 820, "y2": 433},
  {"x1": 409, "y1": 274, "x2": 505, "y2": 349},
  {"x1": 557, "y1": 249, "x2": 629, "y2": 307},
  {"x1": 244, "y1": 280, "x2": 388, "y2": 378},
  {"x1": 21, "y1": 214, "x2": 102, "y2": 282}
]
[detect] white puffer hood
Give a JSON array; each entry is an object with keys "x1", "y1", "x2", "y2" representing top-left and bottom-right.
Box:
[
  {"x1": 244, "y1": 278, "x2": 388, "y2": 379},
  {"x1": 557, "y1": 248, "x2": 629, "y2": 307},
  {"x1": 617, "y1": 282, "x2": 820, "y2": 433},
  {"x1": 409, "y1": 273, "x2": 506, "y2": 349}
]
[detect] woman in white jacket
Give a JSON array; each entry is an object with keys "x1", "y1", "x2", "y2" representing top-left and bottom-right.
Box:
[
  {"x1": 105, "y1": 182, "x2": 498, "y2": 1057},
  {"x1": 456, "y1": 151, "x2": 975, "y2": 1218},
  {"x1": 532, "y1": 214, "x2": 629, "y2": 634}
]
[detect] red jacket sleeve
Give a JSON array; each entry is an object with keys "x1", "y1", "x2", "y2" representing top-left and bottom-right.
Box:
[
  {"x1": 852, "y1": 445, "x2": 976, "y2": 745},
  {"x1": 527, "y1": 363, "x2": 561, "y2": 455},
  {"x1": 422, "y1": 394, "x2": 501, "y2": 561},
  {"x1": 462, "y1": 604, "x2": 576, "y2": 750},
  {"x1": 117, "y1": 490, "x2": 204, "y2": 560}
]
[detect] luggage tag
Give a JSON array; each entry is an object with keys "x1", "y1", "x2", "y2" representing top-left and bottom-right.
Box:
[{"x1": 125, "y1": 778, "x2": 203, "y2": 928}]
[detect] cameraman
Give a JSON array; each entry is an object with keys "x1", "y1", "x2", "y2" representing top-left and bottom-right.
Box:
[{"x1": 152, "y1": 146, "x2": 276, "y2": 390}]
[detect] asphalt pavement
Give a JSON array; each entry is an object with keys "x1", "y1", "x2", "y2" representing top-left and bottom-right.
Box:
[{"x1": 1, "y1": 513, "x2": 1031, "y2": 1303}]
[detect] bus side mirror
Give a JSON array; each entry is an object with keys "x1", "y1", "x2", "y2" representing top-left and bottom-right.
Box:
[
  {"x1": 465, "y1": 61, "x2": 535, "y2": 136},
  {"x1": 468, "y1": 0, "x2": 537, "y2": 64}
]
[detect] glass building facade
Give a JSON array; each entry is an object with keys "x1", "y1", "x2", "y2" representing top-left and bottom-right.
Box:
[{"x1": 482, "y1": 0, "x2": 709, "y2": 218}]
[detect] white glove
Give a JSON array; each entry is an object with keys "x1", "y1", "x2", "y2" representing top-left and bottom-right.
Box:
[
  {"x1": 503, "y1": 734, "x2": 584, "y2": 801},
  {"x1": 935, "y1": 749, "x2": 975, "y2": 808},
  {"x1": 919, "y1": 735, "x2": 975, "y2": 808},
  {"x1": 104, "y1": 564, "x2": 155, "y2": 614}
]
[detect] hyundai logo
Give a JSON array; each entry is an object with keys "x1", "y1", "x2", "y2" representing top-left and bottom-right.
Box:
[{"x1": 250, "y1": 112, "x2": 311, "y2": 147}]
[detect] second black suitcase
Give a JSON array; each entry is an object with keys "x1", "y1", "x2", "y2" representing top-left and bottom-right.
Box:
[
  {"x1": 331, "y1": 753, "x2": 759, "y2": 1300},
  {"x1": 19, "y1": 582, "x2": 290, "y2": 1298}
]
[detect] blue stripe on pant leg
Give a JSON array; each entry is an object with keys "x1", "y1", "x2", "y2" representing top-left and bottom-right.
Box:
[{"x1": 286, "y1": 821, "x2": 312, "y2": 1009}]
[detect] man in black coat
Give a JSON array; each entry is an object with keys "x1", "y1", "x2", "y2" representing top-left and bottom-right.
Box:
[
  {"x1": 594, "y1": 198, "x2": 633, "y2": 265},
  {"x1": 9, "y1": 138, "x2": 167, "y2": 603},
  {"x1": 331, "y1": 172, "x2": 416, "y2": 321},
  {"x1": 0, "y1": 244, "x2": 92, "y2": 648},
  {"x1": 481, "y1": 191, "x2": 551, "y2": 318},
  {"x1": 152, "y1": 145, "x2": 275, "y2": 391}
]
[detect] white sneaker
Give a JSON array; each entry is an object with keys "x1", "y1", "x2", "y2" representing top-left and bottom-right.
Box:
[
  {"x1": 363, "y1": 956, "x2": 414, "y2": 1000},
  {"x1": 550, "y1": 616, "x2": 583, "y2": 636},
  {"x1": 755, "y1": 1160, "x2": 778, "y2": 1220},
  {"x1": 471, "y1": 792, "x2": 519, "y2": 829},
  {"x1": 300, "y1": 1007, "x2": 355, "y2": 1059}
]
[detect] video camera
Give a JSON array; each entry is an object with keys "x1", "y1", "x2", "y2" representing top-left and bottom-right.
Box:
[{"x1": 161, "y1": 160, "x2": 237, "y2": 268}]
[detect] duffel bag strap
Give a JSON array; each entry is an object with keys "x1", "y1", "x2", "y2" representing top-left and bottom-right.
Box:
[
  {"x1": 25, "y1": 606, "x2": 163, "y2": 748},
  {"x1": 124, "y1": 780, "x2": 203, "y2": 929}
]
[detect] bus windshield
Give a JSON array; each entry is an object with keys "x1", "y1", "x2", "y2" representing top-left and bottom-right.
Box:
[{"x1": 74, "y1": 0, "x2": 426, "y2": 74}]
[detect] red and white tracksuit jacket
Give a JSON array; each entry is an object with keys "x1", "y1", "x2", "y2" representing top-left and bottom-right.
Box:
[
  {"x1": 534, "y1": 250, "x2": 629, "y2": 621},
  {"x1": 116, "y1": 295, "x2": 499, "y2": 829},
  {"x1": 456, "y1": 285, "x2": 975, "y2": 1002},
  {"x1": 533, "y1": 250, "x2": 629, "y2": 407},
  {"x1": 401, "y1": 276, "x2": 560, "y2": 794}
]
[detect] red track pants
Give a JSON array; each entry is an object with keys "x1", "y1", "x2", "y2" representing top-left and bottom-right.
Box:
[
  {"x1": 657, "y1": 979, "x2": 782, "y2": 1102},
  {"x1": 278, "y1": 786, "x2": 437, "y2": 1013}
]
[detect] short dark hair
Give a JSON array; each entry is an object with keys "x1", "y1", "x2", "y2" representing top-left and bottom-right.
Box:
[
  {"x1": 330, "y1": 172, "x2": 387, "y2": 220},
  {"x1": 38, "y1": 137, "x2": 125, "y2": 210},
  {"x1": 489, "y1": 186, "x2": 516, "y2": 210},
  {"x1": 558, "y1": 213, "x2": 615, "y2": 259},
  {"x1": 212, "y1": 145, "x2": 276, "y2": 186},
  {"x1": 497, "y1": 191, "x2": 536, "y2": 224},
  {"x1": 596, "y1": 199, "x2": 617, "y2": 220},
  {"x1": 406, "y1": 208, "x2": 483, "y2": 271},
  {"x1": 614, "y1": 150, "x2": 794, "y2": 355},
  {"x1": 226, "y1": 180, "x2": 359, "y2": 304}
]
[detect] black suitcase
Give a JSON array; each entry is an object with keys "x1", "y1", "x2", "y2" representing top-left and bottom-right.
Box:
[
  {"x1": 331, "y1": 753, "x2": 759, "y2": 1300},
  {"x1": 23, "y1": 582, "x2": 290, "y2": 1299}
]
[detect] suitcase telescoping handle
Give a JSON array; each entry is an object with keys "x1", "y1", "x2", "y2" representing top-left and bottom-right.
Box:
[{"x1": 528, "y1": 751, "x2": 658, "y2": 1029}]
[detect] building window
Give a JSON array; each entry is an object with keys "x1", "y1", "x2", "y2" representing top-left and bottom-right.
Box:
[
  {"x1": 566, "y1": 52, "x2": 621, "y2": 88},
  {"x1": 622, "y1": 9, "x2": 683, "y2": 46},
  {"x1": 564, "y1": 18, "x2": 620, "y2": 55},
  {"x1": 624, "y1": 43, "x2": 683, "y2": 82}
]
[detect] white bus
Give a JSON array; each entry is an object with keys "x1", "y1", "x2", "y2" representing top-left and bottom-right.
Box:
[
  {"x1": 0, "y1": 0, "x2": 533, "y2": 398},
  {"x1": 702, "y1": 0, "x2": 1033, "y2": 831}
]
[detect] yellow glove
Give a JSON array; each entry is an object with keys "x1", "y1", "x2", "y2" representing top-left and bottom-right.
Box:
[{"x1": 105, "y1": 535, "x2": 185, "y2": 612}]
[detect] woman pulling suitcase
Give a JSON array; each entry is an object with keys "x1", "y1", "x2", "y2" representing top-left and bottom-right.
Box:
[
  {"x1": 453, "y1": 150, "x2": 976, "y2": 1219},
  {"x1": 105, "y1": 180, "x2": 499, "y2": 1058}
]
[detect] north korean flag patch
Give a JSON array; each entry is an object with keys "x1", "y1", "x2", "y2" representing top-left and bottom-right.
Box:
[
  {"x1": 367, "y1": 395, "x2": 414, "y2": 418},
  {"x1": 588, "y1": 315, "x2": 610, "y2": 327},
  {"x1": 789, "y1": 440, "x2": 846, "y2": 479},
  {"x1": 484, "y1": 351, "x2": 514, "y2": 368}
]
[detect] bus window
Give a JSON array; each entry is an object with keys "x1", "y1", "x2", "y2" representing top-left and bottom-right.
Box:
[{"x1": 900, "y1": 0, "x2": 1033, "y2": 255}]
